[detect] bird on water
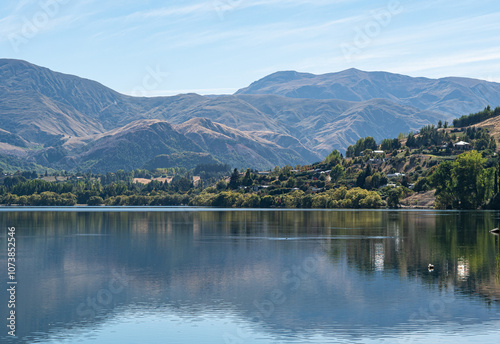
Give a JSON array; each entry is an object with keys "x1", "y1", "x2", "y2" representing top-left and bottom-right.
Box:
[{"x1": 490, "y1": 228, "x2": 499, "y2": 234}]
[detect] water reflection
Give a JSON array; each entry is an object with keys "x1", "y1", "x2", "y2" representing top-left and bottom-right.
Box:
[{"x1": 0, "y1": 209, "x2": 499, "y2": 343}]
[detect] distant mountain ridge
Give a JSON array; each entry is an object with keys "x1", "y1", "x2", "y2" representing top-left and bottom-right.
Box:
[
  {"x1": 0, "y1": 59, "x2": 499, "y2": 172},
  {"x1": 236, "y1": 69, "x2": 500, "y2": 118}
]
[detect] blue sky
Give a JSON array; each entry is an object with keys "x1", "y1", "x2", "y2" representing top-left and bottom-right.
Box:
[{"x1": 1, "y1": 0, "x2": 499, "y2": 96}]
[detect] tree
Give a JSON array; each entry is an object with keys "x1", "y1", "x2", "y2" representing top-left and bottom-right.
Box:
[
  {"x1": 413, "y1": 177, "x2": 430, "y2": 192},
  {"x1": 350, "y1": 137, "x2": 378, "y2": 157},
  {"x1": 242, "y1": 169, "x2": 253, "y2": 186},
  {"x1": 329, "y1": 165, "x2": 344, "y2": 183},
  {"x1": 260, "y1": 195, "x2": 274, "y2": 208},
  {"x1": 216, "y1": 180, "x2": 227, "y2": 191},
  {"x1": 392, "y1": 138, "x2": 401, "y2": 150},
  {"x1": 406, "y1": 133, "x2": 416, "y2": 148},
  {"x1": 431, "y1": 160, "x2": 456, "y2": 209},
  {"x1": 356, "y1": 164, "x2": 372, "y2": 188},
  {"x1": 174, "y1": 177, "x2": 193, "y2": 192},
  {"x1": 431, "y1": 151, "x2": 494, "y2": 209},
  {"x1": 437, "y1": 120, "x2": 443, "y2": 129},
  {"x1": 387, "y1": 189, "x2": 401, "y2": 208},
  {"x1": 325, "y1": 150, "x2": 342, "y2": 167},
  {"x1": 380, "y1": 138, "x2": 393, "y2": 151},
  {"x1": 453, "y1": 150, "x2": 492, "y2": 209},
  {"x1": 228, "y1": 168, "x2": 240, "y2": 189},
  {"x1": 88, "y1": 196, "x2": 104, "y2": 206},
  {"x1": 346, "y1": 145, "x2": 355, "y2": 158},
  {"x1": 363, "y1": 137, "x2": 377, "y2": 151}
]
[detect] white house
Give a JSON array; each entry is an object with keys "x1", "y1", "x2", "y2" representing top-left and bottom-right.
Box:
[{"x1": 453, "y1": 141, "x2": 470, "y2": 150}]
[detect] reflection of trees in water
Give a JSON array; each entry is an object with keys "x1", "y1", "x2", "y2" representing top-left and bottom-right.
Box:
[
  {"x1": 325, "y1": 211, "x2": 500, "y2": 301},
  {"x1": 497, "y1": 250, "x2": 500, "y2": 285},
  {"x1": 2, "y1": 210, "x2": 500, "y2": 343}
]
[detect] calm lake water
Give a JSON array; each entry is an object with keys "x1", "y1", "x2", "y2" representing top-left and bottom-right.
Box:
[{"x1": 1, "y1": 208, "x2": 500, "y2": 344}]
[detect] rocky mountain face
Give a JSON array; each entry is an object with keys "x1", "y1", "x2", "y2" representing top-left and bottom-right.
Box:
[{"x1": 1, "y1": 59, "x2": 498, "y2": 172}]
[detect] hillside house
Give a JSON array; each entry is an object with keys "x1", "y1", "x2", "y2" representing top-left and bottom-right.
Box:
[
  {"x1": 387, "y1": 173, "x2": 405, "y2": 178},
  {"x1": 453, "y1": 141, "x2": 470, "y2": 150}
]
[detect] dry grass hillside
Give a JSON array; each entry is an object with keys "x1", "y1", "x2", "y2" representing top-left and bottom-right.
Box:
[{"x1": 475, "y1": 116, "x2": 500, "y2": 148}]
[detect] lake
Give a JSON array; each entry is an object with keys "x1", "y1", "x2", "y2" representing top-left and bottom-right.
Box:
[{"x1": 1, "y1": 208, "x2": 499, "y2": 343}]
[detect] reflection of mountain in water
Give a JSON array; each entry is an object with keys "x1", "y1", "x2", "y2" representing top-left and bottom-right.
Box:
[{"x1": 0, "y1": 210, "x2": 499, "y2": 343}]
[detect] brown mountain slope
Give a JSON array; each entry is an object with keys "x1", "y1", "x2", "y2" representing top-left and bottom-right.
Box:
[
  {"x1": 174, "y1": 118, "x2": 319, "y2": 169},
  {"x1": 2, "y1": 59, "x2": 492, "y2": 172}
]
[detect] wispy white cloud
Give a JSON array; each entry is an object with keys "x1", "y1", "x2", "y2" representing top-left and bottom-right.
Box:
[
  {"x1": 94, "y1": 0, "x2": 348, "y2": 25},
  {"x1": 335, "y1": 9, "x2": 500, "y2": 70},
  {"x1": 238, "y1": 0, "x2": 353, "y2": 9},
  {"x1": 2, "y1": 0, "x2": 498, "y2": 93},
  {"x1": 123, "y1": 3, "x2": 210, "y2": 20},
  {"x1": 390, "y1": 48, "x2": 500, "y2": 75}
]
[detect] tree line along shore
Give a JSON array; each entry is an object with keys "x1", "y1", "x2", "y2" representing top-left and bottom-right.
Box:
[{"x1": 2, "y1": 107, "x2": 500, "y2": 210}]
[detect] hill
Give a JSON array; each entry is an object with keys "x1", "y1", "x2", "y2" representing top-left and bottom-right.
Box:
[{"x1": 474, "y1": 113, "x2": 500, "y2": 147}]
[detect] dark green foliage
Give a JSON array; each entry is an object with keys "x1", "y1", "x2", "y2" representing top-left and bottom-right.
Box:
[
  {"x1": 453, "y1": 106, "x2": 500, "y2": 127},
  {"x1": 242, "y1": 169, "x2": 253, "y2": 186},
  {"x1": 346, "y1": 146, "x2": 355, "y2": 158},
  {"x1": 170, "y1": 176, "x2": 193, "y2": 192},
  {"x1": 356, "y1": 164, "x2": 372, "y2": 188},
  {"x1": 228, "y1": 168, "x2": 240, "y2": 190},
  {"x1": 346, "y1": 137, "x2": 377, "y2": 157},
  {"x1": 413, "y1": 177, "x2": 430, "y2": 192},
  {"x1": 260, "y1": 195, "x2": 274, "y2": 208},
  {"x1": 144, "y1": 152, "x2": 219, "y2": 171},
  {"x1": 194, "y1": 163, "x2": 231, "y2": 179},
  {"x1": 380, "y1": 138, "x2": 401, "y2": 151},
  {"x1": 87, "y1": 196, "x2": 104, "y2": 206},
  {"x1": 324, "y1": 150, "x2": 342, "y2": 167},
  {"x1": 412, "y1": 125, "x2": 444, "y2": 147},
  {"x1": 431, "y1": 151, "x2": 495, "y2": 209},
  {"x1": 405, "y1": 133, "x2": 416, "y2": 148},
  {"x1": 462, "y1": 127, "x2": 497, "y2": 151},
  {"x1": 365, "y1": 172, "x2": 388, "y2": 190},
  {"x1": 387, "y1": 189, "x2": 401, "y2": 208},
  {"x1": 329, "y1": 165, "x2": 344, "y2": 183}
]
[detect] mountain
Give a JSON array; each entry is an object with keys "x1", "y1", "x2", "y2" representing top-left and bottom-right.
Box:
[
  {"x1": 1, "y1": 59, "x2": 498, "y2": 172},
  {"x1": 0, "y1": 59, "x2": 207, "y2": 144},
  {"x1": 62, "y1": 120, "x2": 205, "y2": 172},
  {"x1": 28, "y1": 118, "x2": 316, "y2": 172},
  {"x1": 236, "y1": 69, "x2": 500, "y2": 119},
  {"x1": 233, "y1": 95, "x2": 443, "y2": 155},
  {"x1": 175, "y1": 117, "x2": 318, "y2": 168}
]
